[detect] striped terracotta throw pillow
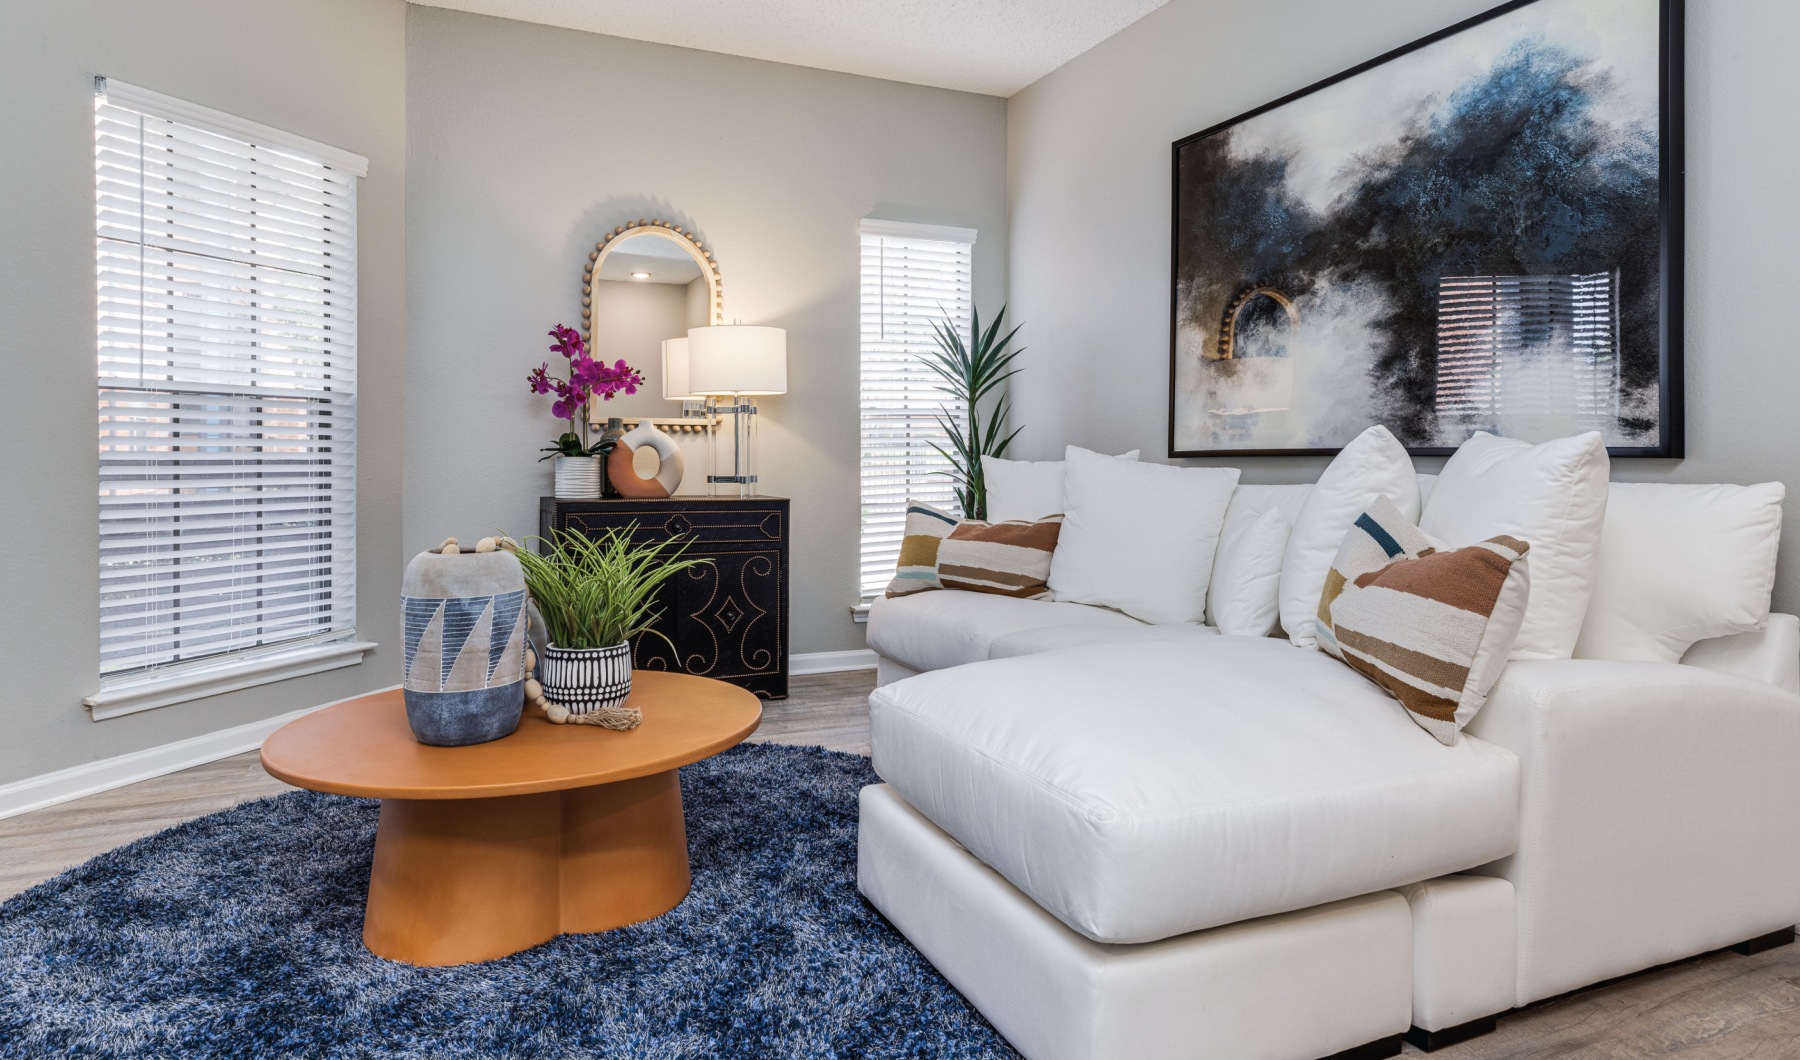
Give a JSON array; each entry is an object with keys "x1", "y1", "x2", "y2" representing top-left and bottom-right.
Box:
[
  {"x1": 884, "y1": 503, "x2": 1063, "y2": 600},
  {"x1": 1320, "y1": 498, "x2": 1531, "y2": 745}
]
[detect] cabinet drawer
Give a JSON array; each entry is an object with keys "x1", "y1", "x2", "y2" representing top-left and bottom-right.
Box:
[{"x1": 561, "y1": 505, "x2": 785, "y2": 548}]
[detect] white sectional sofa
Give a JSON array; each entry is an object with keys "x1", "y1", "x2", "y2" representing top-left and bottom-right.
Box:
[{"x1": 857, "y1": 471, "x2": 1800, "y2": 1060}]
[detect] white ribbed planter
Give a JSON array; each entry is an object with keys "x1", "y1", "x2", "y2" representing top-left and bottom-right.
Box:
[
  {"x1": 538, "y1": 642, "x2": 633, "y2": 714},
  {"x1": 553, "y1": 455, "x2": 602, "y2": 499}
]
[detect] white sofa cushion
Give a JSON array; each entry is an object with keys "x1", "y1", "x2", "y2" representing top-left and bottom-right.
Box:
[
  {"x1": 1048, "y1": 447, "x2": 1239, "y2": 624},
  {"x1": 1207, "y1": 507, "x2": 1289, "y2": 636},
  {"x1": 988, "y1": 621, "x2": 1219, "y2": 660},
  {"x1": 1279, "y1": 426, "x2": 1419, "y2": 649},
  {"x1": 869, "y1": 637, "x2": 1521, "y2": 944},
  {"x1": 1224, "y1": 482, "x2": 1314, "y2": 530},
  {"x1": 866, "y1": 590, "x2": 1144, "y2": 674},
  {"x1": 1420, "y1": 432, "x2": 1608, "y2": 660},
  {"x1": 982, "y1": 448, "x2": 1139, "y2": 522},
  {"x1": 860, "y1": 783, "x2": 1414, "y2": 1060},
  {"x1": 1574, "y1": 482, "x2": 1784, "y2": 663}
]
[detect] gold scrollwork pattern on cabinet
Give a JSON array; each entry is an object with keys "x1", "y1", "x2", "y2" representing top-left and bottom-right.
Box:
[{"x1": 544, "y1": 497, "x2": 789, "y2": 698}]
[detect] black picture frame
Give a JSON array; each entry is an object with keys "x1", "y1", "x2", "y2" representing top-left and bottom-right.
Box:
[{"x1": 1167, "y1": 0, "x2": 1684, "y2": 458}]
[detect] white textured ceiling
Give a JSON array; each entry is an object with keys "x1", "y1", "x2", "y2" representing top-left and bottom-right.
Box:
[{"x1": 407, "y1": 0, "x2": 1170, "y2": 96}]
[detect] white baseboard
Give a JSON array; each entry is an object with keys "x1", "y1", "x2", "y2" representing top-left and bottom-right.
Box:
[
  {"x1": 0, "y1": 684, "x2": 400, "y2": 822},
  {"x1": 0, "y1": 656, "x2": 871, "y2": 822},
  {"x1": 790, "y1": 649, "x2": 878, "y2": 675}
]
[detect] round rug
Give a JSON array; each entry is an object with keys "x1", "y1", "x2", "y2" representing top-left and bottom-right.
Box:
[{"x1": 0, "y1": 743, "x2": 1017, "y2": 1058}]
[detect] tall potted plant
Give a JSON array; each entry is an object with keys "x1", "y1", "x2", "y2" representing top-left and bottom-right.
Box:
[
  {"x1": 924, "y1": 304, "x2": 1026, "y2": 520},
  {"x1": 505, "y1": 528, "x2": 709, "y2": 725},
  {"x1": 529, "y1": 324, "x2": 645, "y2": 498}
]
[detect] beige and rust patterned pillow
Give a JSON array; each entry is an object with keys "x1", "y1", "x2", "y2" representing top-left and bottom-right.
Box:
[
  {"x1": 884, "y1": 503, "x2": 1063, "y2": 600},
  {"x1": 1315, "y1": 496, "x2": 1437, "y2": 649},
  {"x1": 1320, "y1": 498, "x2": 1531, "y2": 745}
]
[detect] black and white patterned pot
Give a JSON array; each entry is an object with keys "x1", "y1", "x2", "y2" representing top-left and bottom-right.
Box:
[{"x1": 538, "y1": 641, "x2": 633, "y2": 714}]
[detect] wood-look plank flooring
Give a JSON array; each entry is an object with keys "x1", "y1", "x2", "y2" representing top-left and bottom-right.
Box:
[{"x1": 2, "y1": 669, "x2": 1796, "y2": 1058}]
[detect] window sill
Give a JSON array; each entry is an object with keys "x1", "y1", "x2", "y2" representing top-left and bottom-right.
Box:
[
  {"x1": 851, "y1": 603, "x2": 872, "y2": 624},
  {"x1": 83, "y1": 638, "x2": 378, "y2": 721}
]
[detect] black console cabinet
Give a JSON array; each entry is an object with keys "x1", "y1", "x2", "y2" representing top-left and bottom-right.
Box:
[{"x1": 539, "y1": 496, "x2": 789, "y2": 699}]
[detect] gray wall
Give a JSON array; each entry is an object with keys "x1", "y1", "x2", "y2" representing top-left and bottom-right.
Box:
[
  {"x1": 0, "y1": 0, "x2": 408, "y2": 786},
  {"x1": 1006, "y1": 0, "x2": 1800, "y2": 612},
  {"x1": 405, "y1": 7, "x2": 1008, "y2": 655}
]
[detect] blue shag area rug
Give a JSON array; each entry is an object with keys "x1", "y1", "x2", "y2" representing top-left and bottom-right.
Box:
[{"x1": 0, "y1": 743, "x2": 1017, "y2": 1058}]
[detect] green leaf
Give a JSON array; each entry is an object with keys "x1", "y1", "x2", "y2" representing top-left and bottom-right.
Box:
[
  {"x1": 920, "y1": 303, "x2": 1027, "y2": 519},
  {"x1": 505, "y1": 526, "x2": 712, "y2": 650}
]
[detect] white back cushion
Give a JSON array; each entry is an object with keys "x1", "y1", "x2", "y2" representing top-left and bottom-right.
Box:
[
  {"x1": 1575, "y1": 482, "x2": 1784, "y2": 662},
  {"x1": 1224, "y1": 482, "x2": 1313, "y2": 530},
  {"x1": 983, "y1": 449, "x2": 1139, "y2": 522},
  {"x1": 1420, "y1": 432, "x2": 1608, "y2": 660},
  {"x1": 1278, "y1": 426, "x2": 1419, "y2": 648},
  {"x1": 1416, "y1": 473, "x2": 1438, "y2": 508},
  {"x1": 1207, "y1": 506, "x2": 1290, "y2": 636},
  {"x1": 1048, "y1": 447, "x2": 1239, "y2": 624}
]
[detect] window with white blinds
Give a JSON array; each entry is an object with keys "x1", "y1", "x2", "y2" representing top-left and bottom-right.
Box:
[
  {"x1": 858, "y1": 220, "x2": 976, "y2": 602},
  {"x1": 1434, "y1": 272, "x2": 1620, "y2": 433},
  {"x1": 95, "y1": 79, "x2": 367, "y2": 682}
]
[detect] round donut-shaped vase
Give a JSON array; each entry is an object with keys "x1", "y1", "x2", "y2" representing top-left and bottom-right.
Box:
[{"x1": 606, "y1": 419, "x2": 684, "y2": 498}]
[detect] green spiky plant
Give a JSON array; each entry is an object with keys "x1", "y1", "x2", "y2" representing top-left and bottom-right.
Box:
[
  {"x1": 924, "y1": 304, "x2": 1026, "y2": 520},
  {"x1": 504, "y1": 527, "x2": 710, "y2": 650}
]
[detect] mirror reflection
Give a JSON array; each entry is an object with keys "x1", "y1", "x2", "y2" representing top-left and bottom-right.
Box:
[{"x1": 585, "y1": 228, "x2": 719, "y2": 483}]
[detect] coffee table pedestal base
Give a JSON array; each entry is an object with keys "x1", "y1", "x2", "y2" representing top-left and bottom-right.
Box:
[{"x1": 362, "y1": 770, "x2": 690, "y2": 966}]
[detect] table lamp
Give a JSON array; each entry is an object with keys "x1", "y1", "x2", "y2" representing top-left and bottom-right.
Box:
[
  {"x1": 660, "y1": 337, "x2": 694, "y2": 401},
  {"x1": 686, "y1": 325, "x2": 787, "y2": 496}
]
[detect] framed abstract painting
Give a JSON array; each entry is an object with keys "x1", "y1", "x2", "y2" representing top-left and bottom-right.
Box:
[{"x1": 1169, "y1": 0, "x2": 1683, "y2": 457}]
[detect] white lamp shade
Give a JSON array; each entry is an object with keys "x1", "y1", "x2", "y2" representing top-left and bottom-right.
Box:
[
  {"x1": 686, "y1": 325, "x2": 787, "y2": 396},
  {"x1": 661, "y1": 337, "x2": 694, "y2": 400}
]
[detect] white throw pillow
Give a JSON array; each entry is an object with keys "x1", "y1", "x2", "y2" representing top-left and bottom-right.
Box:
[
  {"x1": 982, "y1": 449, "x2": 1139, "y2": 522},
  {"x1": 1278, "y1": 425, "x2": 1419, "y2": 648},
  {"x1": 1420, "y1": 432, "x2": 1608, "y2": 660},
  {"x1": 1207, "y1": 507, "x2": 1289, "y2": 636},
  {"x1": 1048, "y1": 446, "x2": 1239, "y2": 624},
  {"x1": 1574, "y1": 482, "x2": 1784, "y2": 663}
]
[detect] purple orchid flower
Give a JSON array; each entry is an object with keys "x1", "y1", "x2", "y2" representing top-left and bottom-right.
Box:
[{"x1": 529, "y1": 323, "x2": 645, "y2": 458}]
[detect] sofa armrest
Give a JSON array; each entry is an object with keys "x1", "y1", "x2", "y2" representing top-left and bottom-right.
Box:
[
  {"x1": 1465, "y1": 660, "x2": 1800, "y2": 1005},
  {"x1": 1681, "y1": 613, "x2": 1800, "y2": 694}
]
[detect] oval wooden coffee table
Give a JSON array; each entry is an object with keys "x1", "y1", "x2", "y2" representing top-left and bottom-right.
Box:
[{"x1": 261, "y1": 670, "x2": 761, "y2": 966}]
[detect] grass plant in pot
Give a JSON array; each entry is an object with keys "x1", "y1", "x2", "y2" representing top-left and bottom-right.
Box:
[{"x1": 507, "y1": 528, "x2": 709, "y2": 729}]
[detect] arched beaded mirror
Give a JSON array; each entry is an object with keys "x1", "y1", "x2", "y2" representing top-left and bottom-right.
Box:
[
  {"x1": 580, "y1": 219, "x2": 723, "y2": 350},
  {"x1": 579, "y1": 220, "x2": 723, "y2": 468}
]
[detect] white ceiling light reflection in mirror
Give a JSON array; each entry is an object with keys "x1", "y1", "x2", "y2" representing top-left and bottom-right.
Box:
[
  {"x1": 597, "y1": 233, "x2": 705, "y2": 284},
  {"x1": 405, "y1": 0, "x2": 1170, "y2": 96}
]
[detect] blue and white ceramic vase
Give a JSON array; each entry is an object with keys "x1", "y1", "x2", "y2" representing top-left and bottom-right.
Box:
[{"x1": 401, "y1": 545, "x2": 529, "y2": 746}]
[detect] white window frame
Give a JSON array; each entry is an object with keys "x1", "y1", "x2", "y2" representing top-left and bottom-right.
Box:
[
  {"x1": 856, "y1": 219, "x2": 978, "y2": 617},
  {"x1": 86, "y1": 79, "x2": 373, "y2": 719}
]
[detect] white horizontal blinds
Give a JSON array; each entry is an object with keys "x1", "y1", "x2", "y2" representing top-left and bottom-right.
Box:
[
  {"x1": 858, "y1": 221, "x2": 976, "y2": 601},
  {"x1": 1435, "y1": 272, "x2": 1619, "y2": 431},
  {"x1": 95, "y1": 79, "x2": 366, "y2": 679}
]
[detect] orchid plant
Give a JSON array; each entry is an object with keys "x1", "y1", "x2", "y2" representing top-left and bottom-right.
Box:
[{"x1": 529, "y1": 324, "x2": 645, "y2": 460}]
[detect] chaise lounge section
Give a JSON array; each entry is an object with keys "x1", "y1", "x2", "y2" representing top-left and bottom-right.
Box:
[{"x1": 858, "y1": 466, "x2": 1800, "y2": 1059}]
